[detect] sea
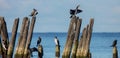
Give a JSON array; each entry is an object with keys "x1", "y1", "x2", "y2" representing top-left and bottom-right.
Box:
[{"x1": 7, "y1": 32, "x2": 120, "y2": 58}]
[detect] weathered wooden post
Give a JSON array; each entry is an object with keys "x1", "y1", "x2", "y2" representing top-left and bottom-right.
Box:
[
  {"x1": 76, "y1": 18, "x2": 94, "y2": 58},
  {"x1": 113, "y1": 46, "x2": 118, "y2": 58},
  {"x1": 0, "y1": 19, "x2": 2, "y2": 58},
  {"x1": 62, "y1": 16, "x2": 77, "y2": 58},
  {"x1": 23, "y1": 17, "x2": 36, "y2": 58},
  {"x1": 38, "y1": 44, "x2": 43, "y2": 58},
  {"x1": 76, "y1": 28, "x2": 85, "y2": 58},
  {"x1": 81, "y1": 25, "x2": 89, "y2": 58},
  {"x1": 0, "y1": 38, "x2": 2, "y2": 57},
  {"x1": 0, "y1": 16, "x2": 9, "y2": 58},
  {"x1": 76, "y1": 27, "x2": 87, "y2": 58},
  {"x1": 14, "y1": 17, "x2": 29, "y2": 58},
  {"x1": 14, "y1": 18, "x2": 28, "y2": 57},
  {"x1": 0, "y1": 39, "x2": 1, "y2": 55},
  {"x1": 71, "y1": 18, "x2": 82, "y2": 58},
  {"x1": 17, "y1": 17, "x2": 29, "y2": 58},
  {"x1": 55, "y1": 45, "x2": 60, "y2": 58},
  {"x1": 83, "y1": 18, "x2": 94, "y2": 57},
  {"x1": 7, "y1": 18, "x2": 19, "y2": 58},
  {"x1": 0, "y1": 20, "x2": 2, "y2": 56},
  {"x1": 88, "y1": 49, "x2": 91, "y2": 58}
]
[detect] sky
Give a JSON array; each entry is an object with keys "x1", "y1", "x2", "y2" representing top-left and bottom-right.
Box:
[{"x1": 0, "y1": 0, "x2": 120, "y2": 32}]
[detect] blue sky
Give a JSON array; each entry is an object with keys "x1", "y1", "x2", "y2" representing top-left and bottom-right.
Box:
[{"x1": 0, "y1": 0, "x2": 120, "y2": 32}]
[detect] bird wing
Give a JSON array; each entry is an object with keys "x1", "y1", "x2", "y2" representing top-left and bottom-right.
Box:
[
  {"x1": 77, "y1": 9, "x2": 82, "y2": 13},
  {"x1": 33, "y1": 8, "x2": 37, "y2": 11},
  {"x1": 70, "y1": 9, "x2": 75, "y2": 15},
  {"x1": 31, "y1": 47, "x2": 38, "y2": 52},
  {"x1": 35, "y1": 12, "x2": 38, "y2": 15},
  {"x1": 57, "y1": 39, "x2": 59, "y2": 46}
]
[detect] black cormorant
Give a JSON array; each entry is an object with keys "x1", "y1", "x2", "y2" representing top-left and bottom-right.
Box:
[
  {"x1": 29, "y1": 47, "x2": 38, "y2": 57},
  {"x1": 54, "y1": 36, "x2": 60, "y2": 46},
  {"x1": 70, "y1": 5, "x2": 82, "y2": 18},
  {"x1": 111, "y1": 40, "x2": 117, "y2": 47},
  {"x1": 36, "y1": 37, "x2": 41, "y2": 47}
]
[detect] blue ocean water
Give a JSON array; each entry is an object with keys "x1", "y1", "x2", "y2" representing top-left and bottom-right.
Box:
[{"x1": 8, "y1": 32, "x2": 120, "y2": 58}]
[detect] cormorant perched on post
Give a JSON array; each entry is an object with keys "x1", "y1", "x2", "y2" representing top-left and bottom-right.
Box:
[
  {"x1": 29, "y1": 8, "x2": 38, "y2": 17},
  {"x1": 54, "y1": 36, "x2": 60, "y2": 46},
  {"x1": 36, "y1": 37, "x2": 41, "y2": 47},
  {"x1": 111, "y1": 40, "x2": 117, "y2": 47},
  {"x1": 29, "y1": 47, "x2": 38, "y2": 57},
  {"x1": 70, "y1": 5, "x2": 82, "y2": 18},
  {"x1": 30, "y1": 47, "x2": 38, "y2": 52}
]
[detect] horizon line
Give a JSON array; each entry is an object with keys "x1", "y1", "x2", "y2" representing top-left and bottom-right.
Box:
[{"x1": 7, "y1": 31, "x2": 120, "y2": 33}]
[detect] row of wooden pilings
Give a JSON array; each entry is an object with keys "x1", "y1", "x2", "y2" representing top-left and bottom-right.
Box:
[
  {"x1": 61, "y1": 16, "x2": 118, "y2": 58},
  {"x1": 0, "y1": 16, "x2": 43, "y2": 58},
  {"x1": 62, "y1": 16, "x2": 94, "y2": 58},
  {"x1": 0, "y1": 16, "x2": 118, "y2": 58}
]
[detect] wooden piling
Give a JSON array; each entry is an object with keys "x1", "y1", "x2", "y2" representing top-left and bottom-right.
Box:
[
  {"x1": 76, "y1": 28, "x2": 84, "y2": 58},
  {"x1": 7, "y1": 18, "x2": 19, "y2": 58},
  {"x1": 83, "y1": 18, "x2": 94, "y2": 56},
  {"x1": 0, "y1": 42, "x2": 5, "y2": 58},
  {"x1": 15, "y1": 17, "x2": 29, "y2": 58},
  {"x1": 55, "y1": 45, "x2": 60, "y2": 58},
  {"x1": 76, "y1": 18, "x2": 94, "y2": 58},
  {"x1": 0, "y1": 20, "x2": 2, "y2": 56},
  {"x1": 88, "y1": 49, "x2": 92, "y2": 58},
  {"x1": 38, "y1": 44, "x2": 43, "y2": 58},
  {"x1": 113, "y1": 46, "x2": 118, "y2": 58},
  {"x1": 76, "y1": 27, "x2": 87, "y2": 58},
  {"x1": 62, "y1": 16, "x2": 77, "y2": 58},
  {"x1": 80, "y1": 25, "x2": 89, "y2": 57},
  {"x1": 18, "y1": 17, "x2": 29, "y2": 58},
  {"x1": 71, "y1": 18, "x2": 82, "y2": 58},
  {"x1": 0, "y1": 37, "x2": 2, "y2": 56},
  {"x1": 23, "y1": 17, "x2": 36, "y2": 58},
  {"x1": 14, "y1": 17, "x2": 28, "y2": 57},
  {"x1": 0, "y1": 16, "x2": 9, "y2": 58},
  {"x1": 0, "y1": 19, "x2": 3, "y2": 57}
]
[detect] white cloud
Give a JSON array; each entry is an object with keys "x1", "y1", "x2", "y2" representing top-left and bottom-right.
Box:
[{"x1": 0, "y1": 0, "x2": 10, "y2": 9}]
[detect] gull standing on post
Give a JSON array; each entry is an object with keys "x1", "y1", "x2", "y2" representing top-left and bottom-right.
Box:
[{"x1": 29, "y1": 8, "x2": 38, "y2": 17}]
